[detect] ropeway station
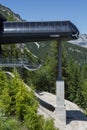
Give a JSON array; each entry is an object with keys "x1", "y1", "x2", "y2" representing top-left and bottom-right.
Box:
[
  {"x1": 0, "y1": 14, "x2": 79, "y2": 128},
  {"x1": 0, "y1": 14, "x2": 79, "y2": 69},
  {"x1": 0, "y1": 15, "x2": 78, "y2": 44}
]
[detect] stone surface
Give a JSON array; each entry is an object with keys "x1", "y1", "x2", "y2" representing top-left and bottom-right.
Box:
[{"x1": 37, "y1": 91, "x2": 87, "y2": 130}]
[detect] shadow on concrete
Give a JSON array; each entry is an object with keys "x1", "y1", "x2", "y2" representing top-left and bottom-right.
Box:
[{"x1": 66, "y1": 110, "x2": 87, "y2": 124}]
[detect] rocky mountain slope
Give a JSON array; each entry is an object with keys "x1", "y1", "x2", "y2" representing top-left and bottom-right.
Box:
[
  {"x1": 0, "y1": 3, "x2": 22, "y2": 21},
  {"x1": 69, "y1": 34, "x2": 87, "y2": 48},
  {"x1": 37, "y1": 91, "x2": 87, "y2": 130}
]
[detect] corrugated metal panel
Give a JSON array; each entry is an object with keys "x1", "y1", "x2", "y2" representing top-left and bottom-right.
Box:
[
  {"x1": 4, "y1": 21, "x2": 78, "y2": 34},
  {"x1": 0, "y1": 20, "x2": 79, "y2": 43}
]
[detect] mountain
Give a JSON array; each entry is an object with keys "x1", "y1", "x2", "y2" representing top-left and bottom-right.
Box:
[
  {"x1": 64, "y1": 41, "x2": 87, "y2": 65},
  {"x1": 69, "y1": 34, "x2": 87, "y2": 48},
  {"x1": 0, "y1": 3, "x2": 22, "y2": 21}
]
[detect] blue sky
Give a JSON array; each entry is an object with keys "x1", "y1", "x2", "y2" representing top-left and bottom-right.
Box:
[{"x1": 0, "y1": 0, "x2": 87, "y2": 34}]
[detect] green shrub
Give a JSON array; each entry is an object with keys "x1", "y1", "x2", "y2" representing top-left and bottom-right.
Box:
[
  {"x1": 0, "y1": 111, "x2": 28, "y2": 130},
  {"x1": 0, "y1": 71, "x2": 58, "y2": 130}
]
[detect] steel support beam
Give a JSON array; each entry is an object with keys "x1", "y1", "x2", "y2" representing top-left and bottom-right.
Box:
[{"x1": 58, "y1": 40, "x2": 62, "y2": 80}]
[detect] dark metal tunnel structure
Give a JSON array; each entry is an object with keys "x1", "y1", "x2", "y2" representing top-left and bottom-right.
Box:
[{"x1": 0, "y1": 14, "x2": 79, "y2": 44}]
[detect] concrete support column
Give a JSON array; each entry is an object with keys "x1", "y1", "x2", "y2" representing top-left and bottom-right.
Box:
[{"x1": 56, "y1": 81, "x2": 66, "y2": 122}]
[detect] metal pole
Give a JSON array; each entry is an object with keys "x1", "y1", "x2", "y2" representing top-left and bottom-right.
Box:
[
  {"x1": 0, "y1": 45, "x2": 2, "y2": 60},
  {"x1": 58, "y1": 40, "x2": 62, "y2": 80}
]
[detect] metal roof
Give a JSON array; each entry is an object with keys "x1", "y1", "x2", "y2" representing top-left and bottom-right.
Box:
[{"x1": 0, "y1": 20, "x2": 79, "y2": 44}]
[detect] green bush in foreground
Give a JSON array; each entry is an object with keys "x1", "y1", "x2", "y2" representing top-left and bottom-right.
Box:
[
  {"x1": 0, "y1": 112, "x2": 28, "y2": 130},
  {"x1": 0, "y1": 71, "x2": 58, "y2": 130}
]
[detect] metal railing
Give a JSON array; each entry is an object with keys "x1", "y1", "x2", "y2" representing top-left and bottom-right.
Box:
[
  {"x1": 0, "y1": 58, "x2": 28, "y2": 67},
  {"x1": 0, "y1": 58, "x2": 41, "y2": 70}
]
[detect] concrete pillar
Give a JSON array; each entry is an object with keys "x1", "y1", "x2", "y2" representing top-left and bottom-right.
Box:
[{"x1": 56, "y1": 81, "x2": 66, "y2": 123}]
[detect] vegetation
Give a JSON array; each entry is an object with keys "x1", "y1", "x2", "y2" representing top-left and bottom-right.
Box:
[
  {"x1": 22, "y1": 41, "x2": 87, "y2": 116},
  {"x1": 0, "y1": 3, "x2": 87, "y2": 129},
  {"x1": 0, "y1": 71, "x2": 58, "y2": 130},
  {"x1": 0, "y1": 4, "x2": 22, "y2": 21},
  {"x1": 63, "y1": 41, "x2": 87, "y2": 65}
]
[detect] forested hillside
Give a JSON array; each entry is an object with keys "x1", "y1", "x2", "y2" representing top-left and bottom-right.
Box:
[
  {"x1": 63, "y1": 41, "x2": 87, "y2": 65},
  {"x1": 0, "y1": 3, "x2": 87, "y2": 129},
  {"x1": 0, "y1": 4, "x2": 22, "y2": 21},
  {"x1": 23, "y1": 41, "x2": 87, "y2": 115},
  {"x1": 0, "y1": 71, "x2": 58, "y2": 130},
  {"x1": 0, "y1": 4, "x2": 58, "y2": 130}
]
